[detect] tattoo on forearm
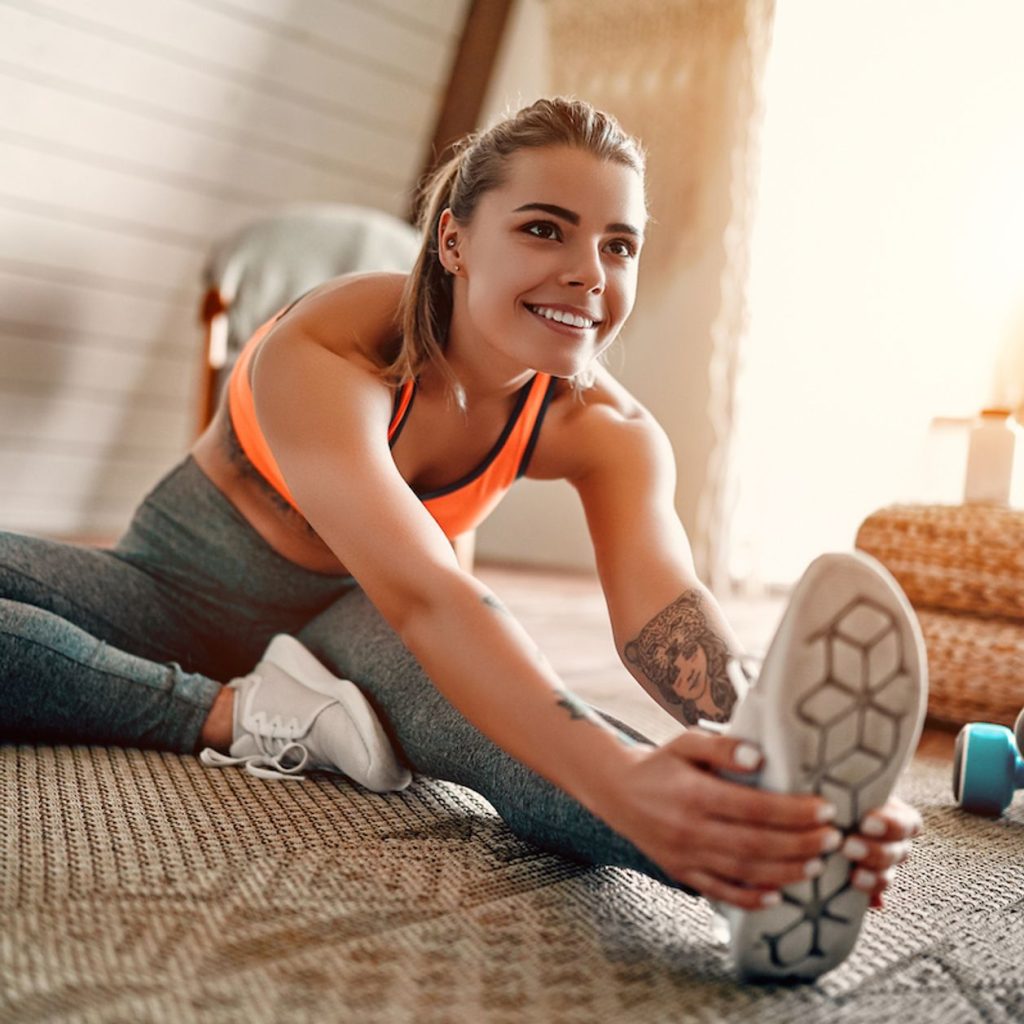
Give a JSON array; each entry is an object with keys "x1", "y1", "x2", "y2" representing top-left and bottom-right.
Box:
[
  {"x1": 623, "y1": 591, "x2": 737, "y2": 726},
  {"x1": 556, "y1": 693, "x2": 639, "y2": 747}
]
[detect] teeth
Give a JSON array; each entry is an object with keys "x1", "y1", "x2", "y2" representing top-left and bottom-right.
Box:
[{"x1": 528, "y1": 305, "x2": 595, "y2": 329}]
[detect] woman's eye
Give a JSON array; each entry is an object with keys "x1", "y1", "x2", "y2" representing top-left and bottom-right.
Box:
[
  {"x1": 607, "y1": 239, "x2": 637, "y2": 259},
  {"x1": 524, "y1": 222, "x2": 560, "y2": 240}
]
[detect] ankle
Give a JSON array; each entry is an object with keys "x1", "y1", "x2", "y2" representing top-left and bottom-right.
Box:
[{"x1": 199, "y1": 686, "x2": 235, "y2": 751}]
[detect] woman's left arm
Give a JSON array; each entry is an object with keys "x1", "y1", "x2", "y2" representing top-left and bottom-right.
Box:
[
  {"x1": 568, "y1": 404, "x2": 745, "y2": 727},
  {"x1": 566, "y1": 398, "x2": 921, "y2": 908}
]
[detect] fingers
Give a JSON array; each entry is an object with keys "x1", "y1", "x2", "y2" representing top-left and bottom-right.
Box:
[
  {"x1": 696, "y1": 771, "x2": 836, "y2": 831},
  {"x1": 699, "y1": 848, "x2": 828, "y2": 892},
  {"x1": 858, "y1": 796, "x2": 923, "y2": 842},
  {"x1": 651, "y1": 738, "x2": 919, "y2": 913},
  {"x1": 843, "y1": 837, "x2": 913, "y2": 873},
  {"x1": 680, "y1": 869, "x2": 783, "y2": 912},
  {"x1": 854, "y1": 865, "x2": 896, "y2": 901},
  {"x1": 697, "y1": 817, "x2": 843, "y2": 866},
  {"x1": 844, "y1": 797, "x2": 922, "y2": 877},
  {"x1": 666, "y1": 730, "x2": 764, "y2": 774},
  {"x1": 667, "y1": 732, "x2": 835, "y2": 830}
]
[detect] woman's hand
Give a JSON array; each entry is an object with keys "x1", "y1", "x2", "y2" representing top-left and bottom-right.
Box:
[
  {"x1": 594, "y1": 731, "x2": 842, "y2": 910},
  {"x1": 841, "y1": 795, "x2": 923, "y2": 910}
]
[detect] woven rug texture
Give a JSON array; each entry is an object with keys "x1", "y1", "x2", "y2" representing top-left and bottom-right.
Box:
[{"x1": 2, "y1": 745, "x2": 1023, "y2": 1023}]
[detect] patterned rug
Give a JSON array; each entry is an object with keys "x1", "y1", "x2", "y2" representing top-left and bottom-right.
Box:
[{"x1": 2, "y1": 744, "x2": 1023, "y2": 1023}]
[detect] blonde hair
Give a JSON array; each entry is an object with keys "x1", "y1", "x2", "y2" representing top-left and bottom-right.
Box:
[{"x1": 386, "y1": 96, "x2": 647, "y2": 408}]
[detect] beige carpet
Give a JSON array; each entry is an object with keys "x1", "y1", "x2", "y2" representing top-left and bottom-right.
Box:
[{"x1": 3, "y1": 743, "x2": 1024, "y2": 1023}]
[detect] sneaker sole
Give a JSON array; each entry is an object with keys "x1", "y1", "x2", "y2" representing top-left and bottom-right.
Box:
[{"x1": 722, "y1": 551, "x2": 928, "y2": 982}]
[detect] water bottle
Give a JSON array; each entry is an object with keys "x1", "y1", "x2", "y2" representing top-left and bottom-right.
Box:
[{"x1": 963, "y1": 408, "x2": 1021, "y2": 505}]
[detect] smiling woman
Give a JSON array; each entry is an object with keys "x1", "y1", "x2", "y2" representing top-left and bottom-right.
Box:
[{"x1": 1, "y1": 96, "x2": 923, "y2": 985}]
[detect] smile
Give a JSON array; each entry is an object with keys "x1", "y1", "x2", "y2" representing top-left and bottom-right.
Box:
[{"x1": 525, "y1": 304, "x2": 599, "y2": 330}]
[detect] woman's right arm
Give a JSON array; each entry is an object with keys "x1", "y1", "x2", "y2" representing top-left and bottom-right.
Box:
[
  {"x1": 251, "y1": 294, "x2": 834, "y2": 907},
  {"x1": 250, "y1": 299, "x2": 641, "y2": 818}
]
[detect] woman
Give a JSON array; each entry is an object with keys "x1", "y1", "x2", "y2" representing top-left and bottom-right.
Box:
[{"x1": 0, "y1": 98, "x2": 921, "y2": 981}]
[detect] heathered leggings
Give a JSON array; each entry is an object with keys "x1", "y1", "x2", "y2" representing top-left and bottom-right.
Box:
[{"x1": 0, "y1": 455, "x2": 685, "y2": 890}]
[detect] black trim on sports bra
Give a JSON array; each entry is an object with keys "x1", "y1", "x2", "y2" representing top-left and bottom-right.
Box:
[
  {"x1": 387, "y1": 381, "x2": 416, "y2": 449},
  {"x1": 412, "y1": 375, "x2": 537, "y2": 501},
  {"x1": 272, "y1": 287, "x2": 316, "y2": 326},
  {"x1": 516, "y1": 375, "x2": 559, "y2": 479}
]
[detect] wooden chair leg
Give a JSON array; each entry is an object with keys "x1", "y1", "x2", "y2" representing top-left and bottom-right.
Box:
[{"x1": 197, "y1": 289, "x2": 228, "y2": 437}]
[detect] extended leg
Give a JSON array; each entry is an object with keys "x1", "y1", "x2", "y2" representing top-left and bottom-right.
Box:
[{"x1": 295, "y1": 587, "x2": 691, "y2": 891}]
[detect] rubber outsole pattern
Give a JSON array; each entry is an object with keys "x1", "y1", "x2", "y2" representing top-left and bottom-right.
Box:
[{"x1": 724, "y1": 554, "x2": 927, "y2": 983}]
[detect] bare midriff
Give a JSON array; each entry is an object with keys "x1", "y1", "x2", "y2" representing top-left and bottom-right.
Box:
[{"x1": 190, "y1": 397, "x2": 354, "y2": 577}]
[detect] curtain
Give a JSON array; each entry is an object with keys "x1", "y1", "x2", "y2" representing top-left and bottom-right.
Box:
[{"x1": 542, "y1": 0, "x2": 775, "y2": 588}]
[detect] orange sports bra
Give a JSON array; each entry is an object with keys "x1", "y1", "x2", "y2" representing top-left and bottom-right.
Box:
[{"x1": 227, "y1": 310, "x2": 558, "y2": 540}]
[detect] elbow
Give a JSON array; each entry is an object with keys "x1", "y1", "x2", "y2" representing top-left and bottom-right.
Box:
[{"x1": 386, "y1": 563, "x2": 480, "y2": 651}]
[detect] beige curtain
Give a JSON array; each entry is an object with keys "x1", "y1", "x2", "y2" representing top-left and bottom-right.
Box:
[{"x1": 543, "y1": 0, "x2": 774, "y2": 589}]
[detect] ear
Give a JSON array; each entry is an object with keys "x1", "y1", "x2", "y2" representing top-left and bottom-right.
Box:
[{"x1": 437, "y1": 208, "x2": 459, "y2": 264}]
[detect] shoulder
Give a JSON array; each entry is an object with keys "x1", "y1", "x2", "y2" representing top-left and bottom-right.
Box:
[
  {"x1": 527, "y1": 365, "x2": 674, "y2": 488},
  {"x1": 251, "y1": 272, "x2": 409, "y2": 438},
  {"x1": 263, "y1": 270, "x2": 408, "y2": 372}
]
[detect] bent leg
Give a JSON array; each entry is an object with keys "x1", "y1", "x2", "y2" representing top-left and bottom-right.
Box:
[
  {"x1": 0, "y1": 457, "x2": 353, "y2": 753},
  {"x1": 0, "y1": 528, "x2": 229, "y2": 751},
  {"x1": 0, "y1": 596, "x2": 219, "y2": 752},
  {"x1": 296, "y1": 587, "x2": 691, "y2": 892}
]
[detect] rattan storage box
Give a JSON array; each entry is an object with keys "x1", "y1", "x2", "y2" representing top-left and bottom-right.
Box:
[{"x1": 855, "y1": 503, "x2": 1024, "y2": 727}]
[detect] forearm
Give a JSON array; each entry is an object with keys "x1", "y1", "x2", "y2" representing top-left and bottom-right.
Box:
[
  {"x1": 618, "y1": 581, "x2": 748, "y2": 727},
  {"x1": 399, "y1": 575, "x2": 641, "y2": 815}
]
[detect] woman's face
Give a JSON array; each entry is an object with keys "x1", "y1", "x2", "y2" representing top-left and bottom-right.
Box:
[{"x1": 440, "y1": 145, "x2": 647, "y2": 380}]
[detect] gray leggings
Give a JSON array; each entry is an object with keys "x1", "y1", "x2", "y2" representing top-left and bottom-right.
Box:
[{"x1": 0, "y1": 456, "x2": 685, "y2": 890}]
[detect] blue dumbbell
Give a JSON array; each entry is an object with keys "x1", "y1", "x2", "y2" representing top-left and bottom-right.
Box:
[{"x1": 953, "y1": 713, "x2": 1024, "y2": 816}]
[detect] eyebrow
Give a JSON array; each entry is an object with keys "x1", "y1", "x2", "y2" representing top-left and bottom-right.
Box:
[{"x1": 512, "y1": 202, "x2": 643, "y2": 239}]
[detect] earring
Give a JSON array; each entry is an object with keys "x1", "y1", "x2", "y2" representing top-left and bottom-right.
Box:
[
  {"x1": 454, "y1": 264, "x2": 460, "y2": 272},
  {"x1": 446, "y1": 238, "x2": 456, "y2": 249}
]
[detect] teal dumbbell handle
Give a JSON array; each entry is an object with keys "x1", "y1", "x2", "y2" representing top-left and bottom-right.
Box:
[{"x1": 953, "y1": 723, "x2": 1024, "y2": 816}]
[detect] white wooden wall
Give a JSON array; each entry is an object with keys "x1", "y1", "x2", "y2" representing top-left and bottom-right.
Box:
[{"x1": 0, "y1": 0, "x2": 467, "y2": 538}]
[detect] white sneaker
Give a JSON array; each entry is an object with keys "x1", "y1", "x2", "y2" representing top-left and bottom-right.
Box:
[
  {"x1": 712, "y1": 551, "x2": 928, "y2": 982},
  {"x1": 199, "y1": 634, "x2": 412, "y2": 793}
]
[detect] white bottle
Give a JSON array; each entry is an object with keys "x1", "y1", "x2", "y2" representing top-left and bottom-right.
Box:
[{"x1": 963, "y1": 408, "x2": 1020, "y2": 505}]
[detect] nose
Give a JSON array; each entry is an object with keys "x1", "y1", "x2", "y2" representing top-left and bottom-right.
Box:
[{"x1": 559, "y1": 242, "x2": 606, "y2": 293}]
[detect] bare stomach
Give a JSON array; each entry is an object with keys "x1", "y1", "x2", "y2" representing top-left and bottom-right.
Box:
[{"x1": 189, "y1": 401, "x2": 353, "y2": 577}]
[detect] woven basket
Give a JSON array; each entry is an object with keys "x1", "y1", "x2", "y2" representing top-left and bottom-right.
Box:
[
  {"x1": 856, "y1": 503, "x2": 1024, "y2": 621},
  {"x1": 916, "y1": 608, "x2": 1024, "y2": 727},
  {"x1": 856, "y1": 503, "x2": 1024, "y2": 726}
]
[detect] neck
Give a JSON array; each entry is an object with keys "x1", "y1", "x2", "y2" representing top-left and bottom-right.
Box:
[{"x1": 426, "y1": 295, "x2": 535, "y2": 406}]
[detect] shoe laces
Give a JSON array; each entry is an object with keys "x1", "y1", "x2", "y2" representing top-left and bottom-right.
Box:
[
  {"x1": 198, "y1": 671, "x2": 315, "y2": 781},
  {"x1": 199, "y1": 742, "x2": 311, "y2": 780}
]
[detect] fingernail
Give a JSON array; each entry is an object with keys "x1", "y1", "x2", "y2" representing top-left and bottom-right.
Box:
[
  {"x1": 804, "y1": 858, "x2": 825, "y2": 879},
  {"x1": 861, "y1": 815, "x2": 885, "y2": 836},
  {"x1": 821, "y1": 829, "x2": 843, "y2": 853},
  {"x1": 817, "y1": 803, "x2": 837, "y2": 824},
  {"x1": 761, "y1": 891, "x2": 781, "y2": 907},
  {"x1": 853, "y1": 868, "x2": 877, "y2": 890},
  {"x1": 894, "y1": 841, "x2": 912, "y2": 862},
  {"x1": 734, "y1": 743, "x2": 762, "y2": 769},
  {"x1": 843, "y1": 837, "x2": 869, "y2": 860}
]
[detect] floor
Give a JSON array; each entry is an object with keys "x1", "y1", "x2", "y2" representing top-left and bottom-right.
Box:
[{"x1": 474, "y1": 561, "x2": 957, "y2": 763}]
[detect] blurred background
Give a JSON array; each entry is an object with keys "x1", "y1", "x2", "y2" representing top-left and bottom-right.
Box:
[{"x1": 2, "y1": 0, "x2": 1022, "y2": 595}]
